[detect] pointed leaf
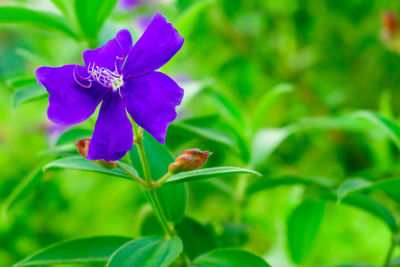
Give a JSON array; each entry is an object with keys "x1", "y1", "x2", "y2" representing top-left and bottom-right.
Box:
[
  {"x1": 12, "y1": 84, "x2": 48, "y2": 109},
  {"x1": 43, "y1": 156, "x2": 137, "y2": 180},
  {"x1": 337, "y1": 178, "x2": 372, "y2": 201},
  {"x1": 0, "y1": 6, "x2": 78, "y2": 39},
  {"x1": 15, "y1": 236, "x2": 132, "y2": 266},
  {"x1": 107, "y1": 236, "x2": 183, "y2": 267},
  {"x1": 191, "y1": 249, "x2": 270, "y2": 267},
  {"x1": 165, "y1": 167, "x2": 260, "y2": 185}
]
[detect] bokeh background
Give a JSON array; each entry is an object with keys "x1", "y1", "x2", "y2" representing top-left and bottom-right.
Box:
[{"x1": 1, "y1": 0, "x2": 400, "y2": 266}]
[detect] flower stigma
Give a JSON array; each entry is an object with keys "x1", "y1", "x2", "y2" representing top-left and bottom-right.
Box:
[{"x1": 73, "y1": 60, "x2": 124, "y2": 94}]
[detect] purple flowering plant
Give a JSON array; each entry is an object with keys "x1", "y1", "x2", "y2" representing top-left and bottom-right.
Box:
[
  {"x1": 36, "y1": 14, "x2": 184, "y2": 161},
  {"x1": 7, "y1": 5, "x2": 265, "y2": 267}
]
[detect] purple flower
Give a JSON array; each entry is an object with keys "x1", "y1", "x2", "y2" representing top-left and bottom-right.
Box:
[
  {"x1": 35, "y1": 13, "x2": 184, "y2": 161},
  {"x1": 119, "y1": 0, "x2": 142, "y2": 9}
]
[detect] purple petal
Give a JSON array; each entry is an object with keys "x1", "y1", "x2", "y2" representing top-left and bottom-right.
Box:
[
  {"x1": 36, "y1": 65, "x2": 107, "y2": 125},
  {"x1": 122, "y1": 13, "x2": 184, "y2": 78},
  {"x1": 122, "y1": 71, "x2": 183, "y2": 143},
  {"x1": 83, "y1": 29, "x2": 132, "y2": 73},
  {"x1": 87, "y1": 92, "x2": 133, "y2": 161}
]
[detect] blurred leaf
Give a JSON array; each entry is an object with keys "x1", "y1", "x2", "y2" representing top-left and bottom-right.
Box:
[
  {"x1": 354, "y1": 111, "x2": 400, "y2": 149},
  {"x1": 176, "y1": 0, "x2": 214, "y2": 37},
  {"x1": 56, "y1": 128, "x2": 93, "y2": 146},
  {"x1": 191, "y1": 249, "x2": 270, "y2": 267},
  {"x1": 286, "y1": 199, "x2": 324, "y2": 263},
  {"x1": 15, "y1": 236, "x2": 131, "y2": 266},
  {"x1": 247, "y1": 175, "x2": 332, "y2": 196},
  {"x1": 107, "y1": 236, "x2": 183, "y2": 267},
  {"x1": 176, "y1": 217, "x2": 217, "y2": 259},
  {"x1": 294, "y1": 115, "x2": 371, "y2": 132},
  {"x1": 252, "y1": 83, "x2": 293, "y2": 129},
  {"x1": 0, "y1": 6, "x2": 78, "y2": 39},
  {"x1": 43, "y1": 156, "x2": 137, "y2": 180},
  {"x1": 15, "y1": 48, "x2": 50, "y2": 66},
  {"x1": 2, "y1": 166, "x2": 42, "y2": 219},
  {"x1": 165, "y1": 167, "x2": 260, "y2": 185},
  {"x1": 250, "y1": 128, "x2": 291, "y2": 167},
  {"x1": 341, "y1": 193, "x2": 398, "y2": 233},
  {"x1": 12, "y1": 85, "x2": 48, "y2": 109},
  {"x1": 372, "y1": 178, "x2": 400, "y2": 203},
  {"x1": 171, "y1": 122, "x2": 236, "y2": 148},
  {"x1": 337, "y1": 178, "x2": 372, "y2": 201},
  {"x1": 210, "y1": 92, "x2": 246, "y2": 129},
  {"x1": 74, "y1": 0, "x2": 118, "y2": 43},
  {"x1": 5, "y1": 76, "x2": 36, "y2": 89},
  {"x1": 130, "y1": 131, "x2": 187, "y2": 222}
]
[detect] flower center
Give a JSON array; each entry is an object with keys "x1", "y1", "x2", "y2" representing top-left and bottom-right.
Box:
[{"x1": 73, "y1": 62, "x2": 123, "y2": 93}]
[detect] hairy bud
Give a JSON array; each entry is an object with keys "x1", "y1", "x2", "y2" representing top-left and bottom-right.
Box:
[
  {"x1": 168, "y1": 149, "x2": 210, "y2": 174},
  {"x1": 75, "y1": 138, "x2": 117, "y2": 169}
]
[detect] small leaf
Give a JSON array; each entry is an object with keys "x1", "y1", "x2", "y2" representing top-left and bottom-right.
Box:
[
  {"x1": 247, "y1": 175, "x2": 332, "y2": 195},
  {"x1": 12, "y1": 84, "x2": 48, "y2": 109},
  {"x1": 55, "y1": 128, "x2": 93, "y2": 146},
  {"x1": 175, "y1": 0, "x2": 214, "y2": 37},
  {"x1": 6, "y1": 76, "x2": 36, "y2": 89},
  {"x1": 43, "y1": 156, "x2": 137, "y2": 180},
  {"x1": 286, "y1": 199, "x2": 324, "y2": 263},
  {"x1": 252, "y1": 83, "x2": 293, "y2": 129},
  {"x1": 75, "y1": 0, "x2": 118, "y2": 43},
  {"x1": 107, "y1": 236, "x2": 183, "y2": 267},
  {"x1": 341, "y1": 193, "x2": 398, "y2": 233},
  {"x1": 0, "y1": 6, "x2": 78, "y2": 39},
  {"x1": 337, "y1": 178, "x2": 372, "y2": 201},
  {"x1": 250, "y1": 128, "x2": 291, "y2": 167},
  {"x1": 191, "y1": 249, "x2": 270, "y2": 267},
  {"x1": 354, "y1": 111, "x2": 400, "y2": 148},
  {"x1": 176, "y1": 217, "x2": 217, "y2": 259},
  {"x1": 165, "y1": 167, "x2": 261, "y2": 185},
  {"x1": 15, "y1": 236, "x2": 132, "y2": 266},
  {"x1": 130, "y1": 131, "x2": 187, "y2": 222},
  {"x1": 2, "y1": 167, "x2": 42, "y2": 219}
]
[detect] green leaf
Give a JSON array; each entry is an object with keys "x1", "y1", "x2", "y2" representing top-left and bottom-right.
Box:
[
  {"x1": 171, "y1": 122, "x2": 236, "y2": 148},
  {"x1": 43, "y1": 156, "x2": 137, "y2": 180},
  {"x1": 75, "y1": 0, "x2": 118, "y2": 43},
  {"x1": 191, "y1": 249, "x2": 270, "y2": 267},
  {"x1": 337, "y1": 178, "x2": 372, "y2": 201},
  {"x1": 12, "y1": 85, "x2": 48, "y2": 109},
  {"x1": 107, "y1": 236, "x2": 183, "y2": 267},
  {"x1": 252, "y1": 83, "x2": 293, "y2": 129},
  {"x1": 6, "y1": 76, "x2": 37, "y2": 89},
  {"x1": 2, "y1": 167, "x2": 42, "y2": 219},
  {"x1": 354, "y1": 111, "x2": 400, "y2": 148},
  {"x1": 175, "y1": 0, "x2": 214, "y2": 37},
  {"x1": 165, "y1": 167, "x2": 261, "y2": 185},
  {"x1": 15, "y1": 236, "x2": 131, "y2": 266},
  {"x1": 129, "y1": 131, "x2": 187, "y2": 222},
  {"x1": 250, "y1": 128, "x2": 291, "y2": 167},
  {"x1": 0, "y1": 6, "x2": 78, "y2": 39},
  {"x1": 247, "y1": 175, "x2": 332, "y2": 195},
  {"x1": 371, "y1": 178, "x2": 400, "y2": 203},
  {"x1": 176, "y1": 217, "x2": 217, "y2": 259},
  {"x1": 286, "y1": 199, "x2": 324, "y2": 263},
  {"x1": 341, "y1": 193, "x2": 398, "y2": 233},
  {"x1": 55, "y1": 128, "x2": 93, "y2": 146}
]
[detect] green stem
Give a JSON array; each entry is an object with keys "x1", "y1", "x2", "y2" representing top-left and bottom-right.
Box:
[
  {"x1": 132, "y1": 122, "x2": 174, "y2": 237},
  {"x1": 117, "y1": 163, "x2": 146, "y2": 186},
  {"x1": 383, "y1": 234, "x2": 396, "y2": 267},
  {"x1": 131, "y1": 122, "x2": 190, "y2": 266}
]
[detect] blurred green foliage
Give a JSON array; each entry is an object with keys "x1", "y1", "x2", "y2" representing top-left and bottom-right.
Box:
[{"x1": 2, "y1": 0, "x2": 400, "y2": 266}]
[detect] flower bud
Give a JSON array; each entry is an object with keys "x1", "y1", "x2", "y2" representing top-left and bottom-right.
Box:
[
  {"x1": 75, "y1": 138, "x2": 90, "y2": 157},
  {"x1": 75, "y1": 138, "x2": 117, "y2": 169},
  {"x1": 382, "y1": 11, "x2": 397, "y2": 35},
  {"x1": 168, "y1": 149, "x2": 210, "y2": 174}
]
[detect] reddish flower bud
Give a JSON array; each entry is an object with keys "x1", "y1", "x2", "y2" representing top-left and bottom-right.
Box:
[
  {"x1": 168, "y1": 149, "x2": 210, "y2": 174},
  {"x1": 382, "y1": 11, "x2": 397, "y2": 35},
  {"x1": 75, "y1": 138, "x2": 91, "y2": 157},
  {"x1": 75, "y1": 138, "x2": 117, "y2": 169}
]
